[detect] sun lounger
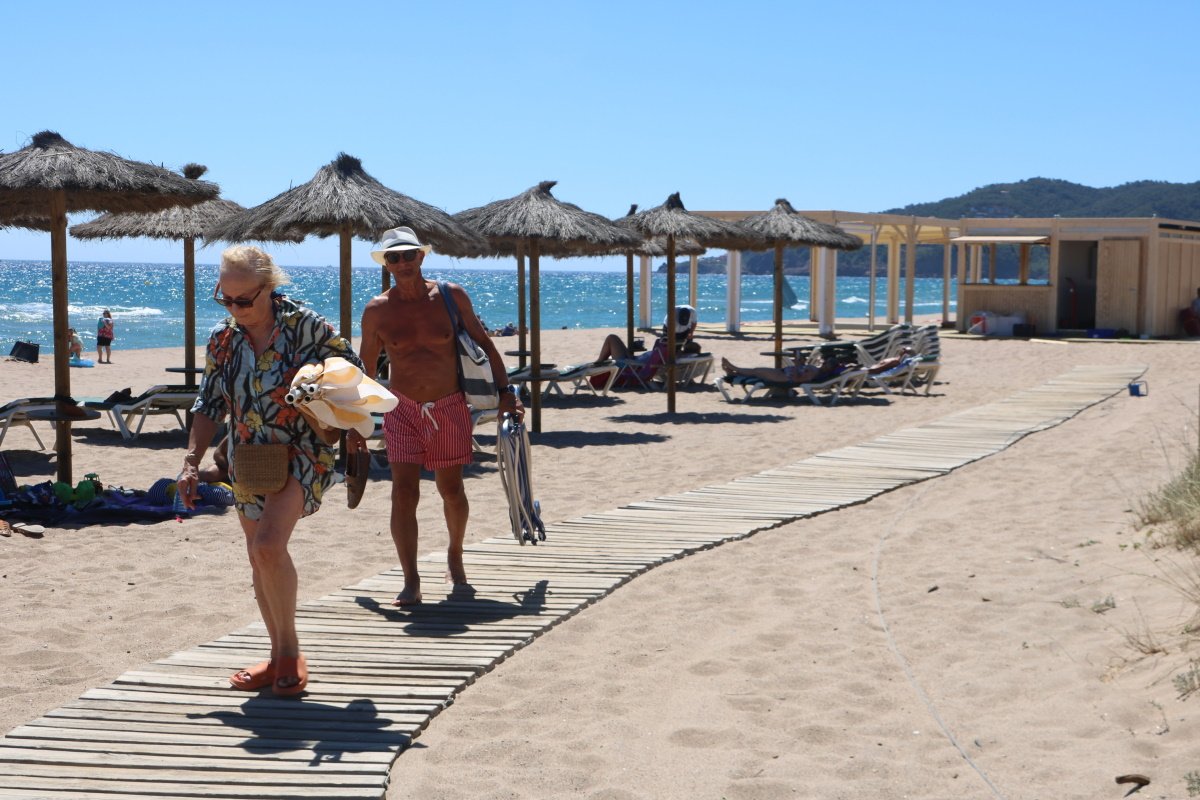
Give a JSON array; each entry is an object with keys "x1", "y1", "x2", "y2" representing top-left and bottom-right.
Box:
[
  {"x1": 541, "y1": 360, "x2": 619, "y2": 397},
  {"x1": 0, "y1": 397, "x2": 58, "y2": 449},
  {"x1": 716, "y1": 367, "x2": 867, "y2": 406},
  {"x1": 84, "y1": 385, "x2": 198, "y2": 440}
]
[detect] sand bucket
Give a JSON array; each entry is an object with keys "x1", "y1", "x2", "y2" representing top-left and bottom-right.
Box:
[{"x1": 1128, "y1": 381, "x2": 1148, "y2": 397}]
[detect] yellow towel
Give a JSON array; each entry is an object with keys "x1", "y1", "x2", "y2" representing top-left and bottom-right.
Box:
[{"x1": 287, "y1": 357, "x2": 396, "y2": 438}]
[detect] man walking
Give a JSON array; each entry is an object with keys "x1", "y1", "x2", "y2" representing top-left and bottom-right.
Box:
[{"x1": 351, "y1": 227, "x2": 522, "y2": 606}]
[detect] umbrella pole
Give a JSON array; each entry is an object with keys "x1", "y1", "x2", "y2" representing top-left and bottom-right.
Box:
[
  {"x1": 529, "y1": 238, "x2": 542, "y2": 434},
  {"x1": 50, "y1": 190, "x2": 73, "y2": 484},
  {"x1": 666, "y1": 235, "x2": 677, "y2": 414},
  {"x1": 774, "y1": 243, "x2": 784, "y2": 369},
  {"x1": 339, "y1": 225, "x2": 352, "y2": 340},
  {"x1": 516, "y1": 243, "x2": 527, "y2": 371},
  {"x1": 183, "y1": 238, "x2": 197, "y2": 389},
  {"x1": 625, "y1": 252, "x2": 635, "y2": 350}
]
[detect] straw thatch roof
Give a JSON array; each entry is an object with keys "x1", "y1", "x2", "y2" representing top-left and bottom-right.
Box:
[
  {"x1": 613, "y1": 204, "x2": 706, "y2": 257},
  {"x1": 205, "y1": 153, "x2": 486, "y2": 256},
  {"x1": 70, "y1": 164, "x2": 300, "y2": 243},
  {"x1": 622, "y1": 192, "x2": 766, "y2": 250},
  {"x1": 0, "y1": 131, "x2": 218, "y2": 214},
  {"x1": 738, "y1": 198, "x2": 863, "y2": 251},
  {"x1": 454, "y1": 181, "x2": 641, "y2": 254}
]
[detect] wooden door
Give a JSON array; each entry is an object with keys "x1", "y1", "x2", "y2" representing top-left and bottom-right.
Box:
[{"x1": 1096, "y1": 239, "x2": 1142, "y2": 332}]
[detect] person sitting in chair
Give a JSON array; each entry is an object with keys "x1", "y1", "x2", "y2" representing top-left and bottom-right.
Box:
[{"x1": 590, "y1": 305, "x2": 698, "y2": 388}]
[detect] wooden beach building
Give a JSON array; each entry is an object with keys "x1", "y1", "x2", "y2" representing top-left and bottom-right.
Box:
[{"x1": 951, "y1": 217, "x2": 1200, "y2": 338}]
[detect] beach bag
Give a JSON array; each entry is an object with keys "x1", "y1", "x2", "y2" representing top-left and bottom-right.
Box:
[
  {"x1": 233, "y1": 443, "x2": 289, "y2": 495},
  {"x1": 438, "y1": 282, "x2": 498, "y2": 410}
]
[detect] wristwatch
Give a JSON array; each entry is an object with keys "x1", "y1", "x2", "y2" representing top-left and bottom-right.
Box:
[{"x1": 501, "y1": 385, "x2": 518, "y2": 396}]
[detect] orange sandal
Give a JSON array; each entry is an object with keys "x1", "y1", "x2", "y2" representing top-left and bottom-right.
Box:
[
  {"x1": 229, "y1": 660, "x2": 275, "y2": 691},
  {"x1": 272, "y1": 654, "x2": 308, "y2": 697}
]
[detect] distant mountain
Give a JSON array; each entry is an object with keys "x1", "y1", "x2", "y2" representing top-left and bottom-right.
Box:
[{"x1": 664, "y1": 177, "x2": 1200, "y2": 278}]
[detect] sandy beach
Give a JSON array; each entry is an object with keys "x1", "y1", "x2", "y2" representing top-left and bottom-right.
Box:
[{"x1": 2, "y1": 323, "x2": 1198, "y2": 799}]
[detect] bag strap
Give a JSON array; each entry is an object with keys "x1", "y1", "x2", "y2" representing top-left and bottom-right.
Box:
[{"x1": 438, "y1": 281, "x2": 468, "y2": 388}]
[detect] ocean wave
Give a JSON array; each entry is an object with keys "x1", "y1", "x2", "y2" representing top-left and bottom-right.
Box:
[{"x1": 0, "y1": 302, "x2": 165, "y2": 322}]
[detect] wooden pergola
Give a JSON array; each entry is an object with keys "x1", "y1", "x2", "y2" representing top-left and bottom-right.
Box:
[{"x1": 693, "y1": 209, "x2": 961, "y2": 336}]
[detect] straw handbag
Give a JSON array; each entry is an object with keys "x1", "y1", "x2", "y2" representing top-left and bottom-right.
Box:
[{"x1": 233, "y1": 443, "x2": 289, "y2": 495}]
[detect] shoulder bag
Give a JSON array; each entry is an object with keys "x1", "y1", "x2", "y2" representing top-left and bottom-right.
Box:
[{"x1": 439, "y1": 282, "x2": 499, "y2": 410}]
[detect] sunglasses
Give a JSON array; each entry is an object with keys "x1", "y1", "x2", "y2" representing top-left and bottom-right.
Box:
[
  {"x1": 212, "y1": 284, "x2": 265, "y2": 309},
  {"x1": 384, "y1": 250, "x2": 422, "y2": 264}
]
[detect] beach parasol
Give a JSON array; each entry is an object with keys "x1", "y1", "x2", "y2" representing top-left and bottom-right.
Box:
[
  {"x1": 623, "y1": 193, "x2": 766, "y2": 413},
  {"x1": 613, "y1": 204, "x2": 705, "y2": 351},
  {"x1": 0, "y1": 131, "x2": 218, "y2": 484},
  {"x1": 455, "y1": 181, "x2": 642, "y2": 432},
  {"x1": 737, "y1": 198, "x2": 862, "y2": 366},
  {"x1": 205, "y1": 153, "x2": 487, "y2": 339},
  {"x1": 71, "y1": 164, "x2": 293, "y2": 388}
]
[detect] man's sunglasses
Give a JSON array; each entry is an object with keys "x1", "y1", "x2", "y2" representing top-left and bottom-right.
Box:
[
  {"x1": 384, "y1": 250, "x2": 422, "y2": 264},
  {"x1": 212, "y1": 285, "x2": 265, "y2": 309}
]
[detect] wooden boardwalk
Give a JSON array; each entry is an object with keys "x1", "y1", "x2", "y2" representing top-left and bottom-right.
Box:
[{"x1": 0, "y1": 365, "x2": 1146, "y2": 799}]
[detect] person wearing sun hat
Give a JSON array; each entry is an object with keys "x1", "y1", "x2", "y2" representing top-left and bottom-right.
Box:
[{"x1": 352, "y1": 226, "x2": 523, "y2": 607}]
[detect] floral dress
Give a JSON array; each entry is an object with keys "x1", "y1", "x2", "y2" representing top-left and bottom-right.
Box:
[{"x1": 192, "y1": 292, "x2": 363, "y2": 520}]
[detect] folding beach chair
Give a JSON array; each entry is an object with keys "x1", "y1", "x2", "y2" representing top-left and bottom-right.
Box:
[{"x1": 85, "y1": 385, "x2": 198, "y2": 440}]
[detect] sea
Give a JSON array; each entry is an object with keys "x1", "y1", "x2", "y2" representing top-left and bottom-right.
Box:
[{"x1": 0, "y1": 260, "x2": 957, "y2": 353}]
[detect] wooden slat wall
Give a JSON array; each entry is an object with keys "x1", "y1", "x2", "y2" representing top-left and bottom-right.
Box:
[
  {"x1": 960, "y1": 285, "x2": 1054, "y2": 329},
  {"x1": 1157, "y1": 239, "x2": 1200, "y2": 336},
  {"x1": 0, "y1": 365, "x2": 1146, "y2": 800}
]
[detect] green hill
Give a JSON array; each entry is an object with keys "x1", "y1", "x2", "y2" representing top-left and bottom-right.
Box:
[{"x1": 667, "y1": 177, "x2": 1200, "y2": 278}]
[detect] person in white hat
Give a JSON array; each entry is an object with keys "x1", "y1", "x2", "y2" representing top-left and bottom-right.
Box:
[{"x1": 351, "y1": 227, "x2": 523, "y2": 606}]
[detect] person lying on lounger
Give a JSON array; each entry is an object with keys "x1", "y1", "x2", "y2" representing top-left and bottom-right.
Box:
[{"x1": 720, "y1": 352, "x2": 851, "y2": 385}]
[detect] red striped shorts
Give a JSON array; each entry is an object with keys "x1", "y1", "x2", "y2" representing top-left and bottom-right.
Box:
[{"x1": 383, "y1": 391, "x2": 473, "y2": 470}]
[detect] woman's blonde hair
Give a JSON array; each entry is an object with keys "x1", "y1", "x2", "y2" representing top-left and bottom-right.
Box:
[{"x1": 220, "y1": 245, "x2": 290, "y2": 289}]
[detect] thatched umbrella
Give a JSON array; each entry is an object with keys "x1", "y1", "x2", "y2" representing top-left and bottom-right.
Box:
[
  {"x1": 613, "y1": 204, "x2": 706, "y2": 351},
  {"x1": 206, "y1": 153, "x2": 487, "y2": 339},
  {"x1": 455, "y1": 181, "x2": 642, "y2": 432},
  {"x1": 738, "y1": 199, "x2": 863, "y2": 366},
  {"x1": 623, "y1": 193, "x2": 766, "y2": 413},
  {"x1": 71, "y1": 164, "x2": 289, "y2": 388},
  {"x1": 0, "y1": 131, "x2": 218, "y2": 483}
]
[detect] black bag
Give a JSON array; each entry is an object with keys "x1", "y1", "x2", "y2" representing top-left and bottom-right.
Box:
[{"x1": 9, "y1": 341, "x2": 39, "y2": 363}]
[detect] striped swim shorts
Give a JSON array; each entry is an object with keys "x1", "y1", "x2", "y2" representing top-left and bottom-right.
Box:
[{"x1": 383, "y1": 390, "x2": 473, "y2": 470}]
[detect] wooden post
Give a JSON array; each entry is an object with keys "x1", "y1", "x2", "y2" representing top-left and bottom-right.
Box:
[
  {"x1": 988, "y1": 242, "x2": 998, "y2": 284},
  {"x1": 956, "y1": 243, "x2": 967, "y2": 331},
  {"x1": 725, "y1": 251, "x2": 741, "y2": 333},
  {"x1": 773, "y1": 242, "x2": 784, "y2": 368},
  {"x1": 339, "y1": 224, "x2": 352, "y2": 339},
  {"x1": 689, "y1": 254, "x2": 698, "y2": 309},
  {"x1": 887, "y1": 241, "x2": 900, "y2": 323},
  {"x1": 625, "y1": 251, "x2": 635, "y2": 350},
  {"x1": 50, "y1": 190, "x2": 72, "y2": 484},
  {"x1": 666, "y1": 234, "x2": 677, "y2": 414},
  {"x1": 183, "y1": 237, "x2": 197, "y2": 389},
  {"x1": 516, "y1": 243, "x2": 527, "y2": 371},
  {"x1": 905, "y1": 222, "x2": 917, "y2": 324},
  {"x1": 529, "y1": 238, "x2": 542, "y2": 433},
  {"x1": 942, "y1": 239, "x2": 952, "y2": 325},
  {"x1": 808, "y1": 247, "x2": 818, "y2": 322},
  {"x1": 1019, "y1": 243, "x2": 1030, "y2": 285},
  {"x1": 639, "y1": 254, "x2": 651, "y2": 329},
  {"x1": 868, "y1": 227, "x2": 879, "y2": 332}
]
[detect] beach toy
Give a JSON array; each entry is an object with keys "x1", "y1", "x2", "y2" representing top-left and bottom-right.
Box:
[
  {"x1": 147, "y1": 477, "x2": 174, "y2": 506},
  {"x1": 285, "y1": 357, "x2": 397, "y2": 437},
  {"x1": 197, "y1": 482, "x2": 235, "y2": 507},
  {"x1": 52, "y1": 481, "x2": 74, "y2": 505},
  {"x1": 1128, "y1": 381, "x2": 1148, "y2": 397},
  {"x1": 69, "y1": 357, "x2": 95, "y2": 368}
]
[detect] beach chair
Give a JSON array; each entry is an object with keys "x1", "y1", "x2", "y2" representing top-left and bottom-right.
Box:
[
  {"x1": 673, "y1": 353, "x2": 714, "y2": 385},
  {"x1": 716, "y1": 367, "x2": 867, "y2": 406},
  {"x1": 905, "y1": 325, "x2": 942, "y2": 395},
  {"x1": 85, "y1": 385, "x2": 198, "y2": 440},
  {"x1": 0, "y1": 397, "x2": 58, "y2": 449},
  {"x1": 541, "y1": 360, "x2": 619, "y2": 398}
]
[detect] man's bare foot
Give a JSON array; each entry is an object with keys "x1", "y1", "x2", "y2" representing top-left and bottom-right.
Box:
[
  {"x1": 391, "y1": 587, "x2": 422, "y2": 607},
  {"x1": 721, "y1": 357, "x2": 736, "y2": 374}
]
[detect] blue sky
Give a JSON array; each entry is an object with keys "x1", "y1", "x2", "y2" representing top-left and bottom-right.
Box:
[{"x1": 3, "y1": 0, "x2": 1197, "y2": 271}]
